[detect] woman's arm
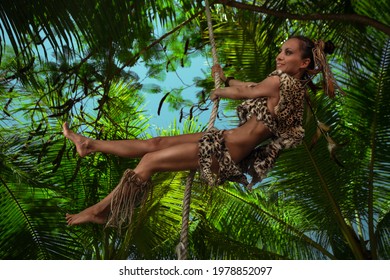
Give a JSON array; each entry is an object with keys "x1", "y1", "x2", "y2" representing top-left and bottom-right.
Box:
[
  {"x1": 226, "y1": 78, "x2": 255, "y2": 87},
  {"x1": 211, "y1": 75, "x2": 280, "y2": 101}
]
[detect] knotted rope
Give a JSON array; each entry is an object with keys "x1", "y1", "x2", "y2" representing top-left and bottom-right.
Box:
[{"x1": 176, "y1": 0, "x2": 221, "y2": 260}]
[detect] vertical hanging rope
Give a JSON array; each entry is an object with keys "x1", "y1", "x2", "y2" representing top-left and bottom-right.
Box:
[
  {"x1": 205, "y1": 0, "x2": 221, "y2": 129},
  {"x1": 176, "y1": 169, "x2": 195, "y2": 260},
  {"x1": 176, "y1": 0, "x2": 221, "y2": 260}
]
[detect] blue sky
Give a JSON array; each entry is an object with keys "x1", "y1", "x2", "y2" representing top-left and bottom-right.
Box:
[
  {"x1": 130, "y1": 18, "x2": 237, "y2": 135},
  {"x1": 134, "y1": 58, "x2": 208, "y2": 127},
  {"x1": 133, "y1": 54, "x2": 232, "y2": 135}
]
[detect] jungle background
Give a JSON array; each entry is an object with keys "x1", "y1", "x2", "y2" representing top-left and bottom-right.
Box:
[{"x1": 0, "y1": 0, "x2": 389, "y2": 260}]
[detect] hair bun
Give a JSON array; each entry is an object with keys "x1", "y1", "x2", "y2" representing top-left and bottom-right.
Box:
[{"x1": 324, "y1": 40, "x2": 335, "y2": 55}]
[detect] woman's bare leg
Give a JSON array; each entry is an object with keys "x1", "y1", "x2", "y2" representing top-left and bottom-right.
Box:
[
  {"x1": 64, "y1": 119, "x2": 271, "y2": 226},
  {"x1": 65, "y1": 142, "x2": 202, "y2": 226},
  {"x1": 62, "y1": 122, "x2": 203, "y2": 158},
  {"x1": 66, "y1": 195, "x2": 112, "y2": 225}
]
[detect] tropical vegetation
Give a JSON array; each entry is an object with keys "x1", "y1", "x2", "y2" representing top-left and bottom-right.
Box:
[{"x1": 0, "y1": 0, "x2": 389, "y2": 260}]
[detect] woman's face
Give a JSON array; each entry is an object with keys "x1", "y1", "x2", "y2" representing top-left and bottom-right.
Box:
[{"x1": 276, "y1": 38, "x2": 310, "y2": 78}]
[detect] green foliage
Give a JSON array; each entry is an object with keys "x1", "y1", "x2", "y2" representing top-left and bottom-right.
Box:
[{"x1": 0, "y1": 0, "x2": 389, "y2": 260}]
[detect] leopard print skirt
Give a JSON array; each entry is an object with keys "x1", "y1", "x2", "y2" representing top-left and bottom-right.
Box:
[
  {"x1": 198, "y1": 127, "x2": 249, "y2": 187},
  {"x1": 198, "y1": 127, "x2": 286, "y2": 190}
]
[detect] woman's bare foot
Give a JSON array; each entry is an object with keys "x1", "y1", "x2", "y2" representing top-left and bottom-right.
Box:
[
  {"x1": 66, "y1": 207, "x2": 109, "y2": 226},
  {"x1": 63, "y1": 122, "x2": 92, "y2": 157}
]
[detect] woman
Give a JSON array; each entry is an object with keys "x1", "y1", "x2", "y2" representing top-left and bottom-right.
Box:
[{"x1": 64, "y1": 35, "x2": 337, "y2": 227}]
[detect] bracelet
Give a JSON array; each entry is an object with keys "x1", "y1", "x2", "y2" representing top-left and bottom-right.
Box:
[{"x1": 224, "y1": 77, "x2": 235, "y2": 87}]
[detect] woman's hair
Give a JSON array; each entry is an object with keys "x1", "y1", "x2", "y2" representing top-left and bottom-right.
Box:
[
  {"x1": 289, "y1": 35, "x2": 342, "y2": 98},
  {"x1": 290, "y1": 35, "x2": 335, "y2": 70}
]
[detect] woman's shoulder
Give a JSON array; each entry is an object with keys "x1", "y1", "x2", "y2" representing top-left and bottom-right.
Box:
[
  {"x1": 268, "y1": 70, "x2": 294, "y2": 80},
  {"x1": 268, "y1": 70, "x2": 283, "y2": 77},
  {"x1": 268, "y1": 70, "x2": 304, "y2": 89}
]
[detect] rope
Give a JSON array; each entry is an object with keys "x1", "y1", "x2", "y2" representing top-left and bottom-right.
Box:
[
  {"x1": 176, "y1": 0, "x2": 221, "y2": 260},
  {"x1": 176, "y1": 169, "x2": 195, "y2": 260},
  {"x1": 205, "y1": 0, "x2": 221, "y2": 129}
]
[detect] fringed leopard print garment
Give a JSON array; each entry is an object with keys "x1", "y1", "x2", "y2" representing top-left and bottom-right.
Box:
[{"x1": 198, "y1": 70, "x2": 306, "y2": 190}]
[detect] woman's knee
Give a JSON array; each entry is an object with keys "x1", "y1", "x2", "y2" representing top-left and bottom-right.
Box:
[
  {"x1": 134, "y1": 153, "x2": 156, "y2": 180},
  {"x1": 145, "y1": 137, "x2": 165, "y2": 152},
  {"x1": 138, "y1": 151, "x2": 156, "y2": 168}
]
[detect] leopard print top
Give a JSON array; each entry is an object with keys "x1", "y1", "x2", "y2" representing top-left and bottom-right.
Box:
[
  {"x1": 237, "y1": 69, "x2": 305, "y2": 143},
  {"x1": 198, "y1": 70, "x2": 306, "y2": 190}
]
